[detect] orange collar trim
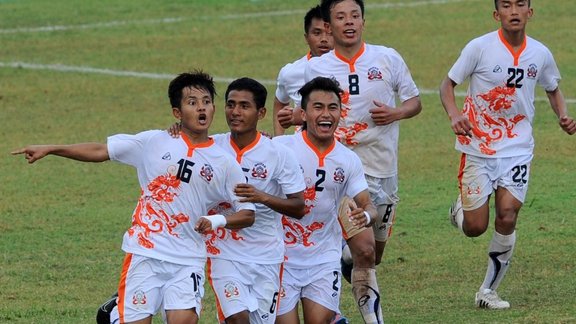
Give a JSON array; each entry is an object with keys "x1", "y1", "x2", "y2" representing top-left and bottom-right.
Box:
[
  {"x1": 230, "y1": 132, "x2": 261, "y2": 163},
  {"x1": 334, "y1": 42, "x2": 365, "y2": 73},
  {"x1": 301, "y1": 131, "x2": 335, "y2": 167},
  {"x1": 180, "y1": 132, "x2": 214, "y2": 157},
  {"x1": 498, "y1": 28, "x2": 526, "y2": 66}
]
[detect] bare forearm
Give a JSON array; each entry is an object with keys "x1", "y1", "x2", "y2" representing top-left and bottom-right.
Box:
[
  {"x1": 224, "y1": 210, "x2": 255, "y2": 229},
  {"x1": 262, "y1": 193, "x2": 305, "y2": 219},
  {"x1": 440, "y1": 76, "x2": 461, "y2": 118},
  {"x1": 50, "y1": 143, "x2": 110, "y2": 162},
  {"x1": 546, "y1": 88, "x2": 568, "y2": 118},
  {"x1": 273, "y1": 98, "x2": 288, "y2": 136},
  {"x1": 397, "y1": 96, "x2": 422, "y2": 120}
]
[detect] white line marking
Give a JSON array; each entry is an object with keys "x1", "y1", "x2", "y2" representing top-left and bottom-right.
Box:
[
  {"x1": 0, "y1": 0, "x2": 478, "y2": 34},
  {"x1": 1, "y1": 61, "x2": 574, "y2": 104}
]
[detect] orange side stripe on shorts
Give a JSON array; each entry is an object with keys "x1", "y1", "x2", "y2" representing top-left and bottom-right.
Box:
[
  {"x1": 118, "y1": 253, "x2": 133, "y2": 324},
  {"x1": 458, "y1": 153, "x2": 467, "y2": 194},
  {"x1": 207, "y1": 258, "x2": 226, "y2": 322},
  {"x1": 277, "y1": 262, "x2": 284, "y2": 314}
]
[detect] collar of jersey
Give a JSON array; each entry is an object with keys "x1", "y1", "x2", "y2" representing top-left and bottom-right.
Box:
[
  {"x1": 180, "y1": 132, "x2": 214, "y2": 157},
  {"x1": 334, "y1": 42, "x2": 366, "y2": 73},
  {"x1": 301, "y1": 130, "x2": 335, "y2": 167},
  {"x1": 230, "y1": 132, "x2": 261, "y2": 163}
]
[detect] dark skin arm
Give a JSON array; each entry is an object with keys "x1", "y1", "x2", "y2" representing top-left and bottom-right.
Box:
[
  {"x1": 11, "y1": 143, "x2": 110, "y2": 163},
  {"x1": 235, "y1": 184, "x2": 305, "y2": 219},
  {"x1": 194, "y1": 209, "x2": 255, "y2": 234}
]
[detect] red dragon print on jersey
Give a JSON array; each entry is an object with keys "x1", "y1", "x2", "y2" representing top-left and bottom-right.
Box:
[
  {"x1": 458, "y1": 85, "x2": 525, "y2": 155},
  {"x1": 128, "y1": 174, "x2": 189, "y2": 249},
  {"x1": 282, "y1": 215, "x2": 325, "y2": 248},
  {"x1": 334, "y1": 94, "x2": 369, "y2": 146},
  {"x1": 203, "y1": 201, "x2": 244, "y2": 255}
]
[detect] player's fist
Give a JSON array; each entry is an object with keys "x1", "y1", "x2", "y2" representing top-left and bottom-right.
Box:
[
  {"x1": 559, "y1": 116, "x2": 576, "y2": 135},
  {"x1": 277, "y1": 106, "x2": 294, "y2": 129}
]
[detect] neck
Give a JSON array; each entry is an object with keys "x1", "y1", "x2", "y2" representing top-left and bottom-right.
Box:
[
  {"x1": 335, "y1": 41, "x2": 363, "y2": 60},
  {"x1": 305, "y1": 131, "x2": 334, "y2": 153},
  {"x1": 181, "y1": 128, "x2": 209, "y2": 144},
  {"x1": 231, "y1": 130, "x2": 258, "y2": 150},
  {"x1": 500, "y1": 28, "x2": 526, "y2": 49}
]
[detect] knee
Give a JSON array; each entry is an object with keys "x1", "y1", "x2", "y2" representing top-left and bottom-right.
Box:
[
  {"x1": 351, "y1": 241, "x2": 375, "y2": 266},
  {"x1": 495, "y1": 208, "x2": 518, "y2": 231},
  {"x1": 462, "y1": 220, "x2": 488, "y2": 237}
]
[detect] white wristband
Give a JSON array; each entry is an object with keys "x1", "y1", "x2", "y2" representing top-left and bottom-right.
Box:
[
  {"x1": 363, "y1": 211, "x2": 371, "y2": 227},
  {"x1": 201, "y1": 214, "x2": 227, "y2": 229}
]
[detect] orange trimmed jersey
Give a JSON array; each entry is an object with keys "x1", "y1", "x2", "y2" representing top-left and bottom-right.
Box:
[
  {"x1": 448, "y1": 29, "x2": 561, "y2": 157},
  {"x1": 204, "y1": 132, "x2": 306, "y2": 264},
  {"x1": 273, "y1": 131, "x2": 368, "y2": 268},
  {"x1": 305, "y1": 43, "x2": 419, "y2": 178},
  {"x1": 107, "y1": 130, "x2": 255, "y2": 267},
  {"x1": 275, "y1": 52, "x2": 312, "y2": 108}
]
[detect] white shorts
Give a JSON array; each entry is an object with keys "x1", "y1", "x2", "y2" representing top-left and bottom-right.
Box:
[
  {"x1": 117, "y1": 253, "x2": 204, "y2": 323},
  {"x1": 458, "y1": 154, "x2": 533, "y2": 210},
  {"x1": 207, "y1": 258, "x2": 282, "y2": 324},
  {"x1": 366, "y1": 174, "x2": 399, "y2": 242},
  {"x1": 277, "y1": 261, "x2": 341, "y2": 316}
]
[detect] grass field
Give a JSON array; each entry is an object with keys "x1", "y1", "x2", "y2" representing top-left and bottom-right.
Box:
[{"x1": 1, "y1": 0, "x2": 575, "y2": 323}]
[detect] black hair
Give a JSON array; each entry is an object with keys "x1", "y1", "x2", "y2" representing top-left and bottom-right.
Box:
[
  {"x1": 321, "y1": 0, "x2": 365, "y2": 23},
  {"x1": 225, "y1": 77, "x2": 267, "y2": 109},
  {"x1": 304, "y1": 5, "x2": 324, "y2": 33},
  {"x1": 168, "y1": 70, "x2": 216, "y2": 109},
  {"x1": 299, "y1": 77, "x2": 342, "y2": 112},
  {"x1": 494, "y1": 0, "x2": 531, "y2": 9}
]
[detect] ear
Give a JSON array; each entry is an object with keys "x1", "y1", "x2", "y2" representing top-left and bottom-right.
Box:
[
  {"x1": 527, "y1": 7, "x2": 533, "y2": 19},
  {"x1": 324, "y1": 21, "x2": 332, "y2": 34},
  {"x1": 300, "y1": 106, "x2": 307, "y2": 123},
  {"x1": 493, "y1": 9, "x2": 500, "y2": 22},
  {"x1": 172, "y1": 107, "x2": 181, "y2": 120},
  {"x1": 258, "y1": 107, "x2": 267, "y2": 120}
]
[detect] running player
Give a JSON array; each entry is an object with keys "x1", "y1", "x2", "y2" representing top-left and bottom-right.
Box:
[
  {"x1": 274, "y1": 76, "x2": 378, "y2": 324},
  {"x1": 273, "y1": 5, "x2": 333, "y2": 136},
  {"x1": 204, "y1": 77, "x2": 306, "y2": 324},
  {"x1": 440, "y1": 0, "x2": 575, "y2": 309},
  {"x1": 13, "y1": 71, "x2": 256, "y2": 324},
  {"x1": 297, "y1": 0, "x2": 423, "y2": 322}
]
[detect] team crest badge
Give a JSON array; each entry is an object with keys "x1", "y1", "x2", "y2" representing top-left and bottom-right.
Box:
[
  {"x1": 333, "y1": 167, "x2": 345, "y2": 184},
  {"x1": 527, "y1": 64, "x2": 538, "y2": 79},
  {"x1": 132, "y1": 290, "x2": 147, "y2": 308},
  {"x1": 251, "y1": 162, "x2": 268, "y2": 179},
  {"x1": 367, "y1": 67, "x2": 383, "y2": 81},
  {"x1": 200, "y1": 164, "x2": 214, "y2": 182},
  {"x1": 224, "y1": 282, "x2": 240, "y2": 299}
]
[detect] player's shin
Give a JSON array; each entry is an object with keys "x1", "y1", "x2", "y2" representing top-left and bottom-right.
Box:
[
  {"x1": 480, "y1": 231, "x2": 516, "y2": 291},
  {"x1": 351, "y1": 268, "x2": 384, "y2": 324}
]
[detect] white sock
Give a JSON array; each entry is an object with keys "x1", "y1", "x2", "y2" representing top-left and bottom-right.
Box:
[
  {"x1": 480, "y1": 231, "x2": 516, "y2": 292},
  {"x1": 352, "y1": 268, "x2": 384, "y2": 324}
]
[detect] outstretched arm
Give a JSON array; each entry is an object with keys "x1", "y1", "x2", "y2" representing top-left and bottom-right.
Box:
[
  {"x1": 11, "y1": 143, "x2": 110, "y2": 164},
  {"x1": 439, "y1": 76, "x2": 472, "y2": 137},
  {"x1": 546, "y1": 88, "x2": 576, "y2": 135}
]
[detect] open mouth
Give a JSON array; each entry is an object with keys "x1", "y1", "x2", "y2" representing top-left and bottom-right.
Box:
[
  {"x1": 318, "y1": 121, "x2": 333, "y2": 131},
  {"x1": 344, "y1": 29, "x2": 356, "y2": 37},
  {"x1": 198, "y1": 113, "x2": 207, "y2": 125}
]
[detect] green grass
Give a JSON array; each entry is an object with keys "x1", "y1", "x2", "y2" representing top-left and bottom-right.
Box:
[{"x1": 1, "y1": 0, "x2": 575, "y2": 323}]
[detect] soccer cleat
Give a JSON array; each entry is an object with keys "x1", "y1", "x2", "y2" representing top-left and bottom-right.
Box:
[
  {"x1": 449, "y1": 195, "x2": 462, "y2": 228},
  {"x1": 340, "y1": 258, "x2": 352, "y2": 284},
  {"x1": 96, "y1": 292, "x2": 119, "y2": 324},
  {"x1": 332, "y1": 314, "x2": 350, "y2": 324},
  {"x1": 475, "y1": 289, "x2": 510, "y2": 309}
]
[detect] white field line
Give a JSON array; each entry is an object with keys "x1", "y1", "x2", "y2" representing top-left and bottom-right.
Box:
[
  {"x1": 0, "y1": 0, "x2": 478, "y2": 34},
  {"x1": 1, "y1": 61, "x2": 574, "y2": 104}
]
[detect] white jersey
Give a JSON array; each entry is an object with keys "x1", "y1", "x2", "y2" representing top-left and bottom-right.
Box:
[
  {"x1": 275, "y1": 52, "x2": 311, "y2": 108},
  {"x1": 204, "y1": 132, "x2": 306, "y2": 264},
  {"x1": 448, "y1": 29, "x2": 561, "y2": 158},
  {"x1": 107, "y1": 130, "x2": 254, "y2": 267},
  {"x1": 305, "y1": 43, "x2": 420, "y2": 178},
  {"x1": 273, "y1": 131, "x2": 368, "y2": 268}
]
